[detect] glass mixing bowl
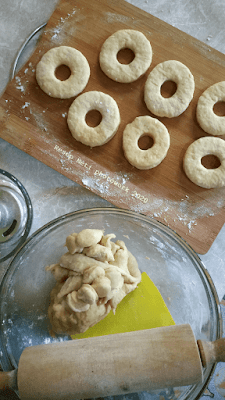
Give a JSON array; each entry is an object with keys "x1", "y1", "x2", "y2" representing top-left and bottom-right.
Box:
[
  {"x1": 0, "y1": 169, "x2": 33, "y2": 262},
  {"x1": 0, "y1": 208, "x2": 221, "y2": 400}
]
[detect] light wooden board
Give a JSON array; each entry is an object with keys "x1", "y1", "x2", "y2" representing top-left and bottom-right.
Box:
[{"x1": 0, "y1": 0, "x2": 225, "y2": 254}]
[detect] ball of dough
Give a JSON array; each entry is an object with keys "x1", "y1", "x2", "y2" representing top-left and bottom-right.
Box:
[{"x1": 46, "y1": 229, "x2": 141, "y2": 335}]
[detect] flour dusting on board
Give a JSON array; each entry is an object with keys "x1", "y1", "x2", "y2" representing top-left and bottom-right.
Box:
[
  {"x1": 105, "y1": 12, "x2": 134, "y2": 24},
  {"x1": 15, "y1": 76, "x2": 26, "y2": 94},
  {"x1": 48, "y1": 8, "x2": 82, "y2": 43},
  {"x1": 81, "y1": 170, "x2": 224, "y2": 235}
]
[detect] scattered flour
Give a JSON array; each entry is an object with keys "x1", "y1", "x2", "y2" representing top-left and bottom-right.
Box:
[
  {"x1": 105, "y1": 12, "x2": 134, "y2": 24},
  {"x1": 49, "y1": 9, "x2": 77, "y2": 42},
  {"x1": 80, "y1": 170, "x2": 224, "y2": 235},
  {"x1": 21, "y1": 102, "x2": 30, "y2": 109},
  {"x1": 15, "y1": 76, "x2": 25, "y2": 93}
]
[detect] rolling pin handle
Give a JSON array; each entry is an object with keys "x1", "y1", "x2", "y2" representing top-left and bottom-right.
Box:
[
  {"x1": 0, "y1": 369, "x2": 17, "y2": 391},
  {"x1": 197, "y1": 338, "x2": 225, "y2": 367}
]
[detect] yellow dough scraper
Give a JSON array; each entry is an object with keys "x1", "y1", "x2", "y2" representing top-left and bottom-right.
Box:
[{"x1": 71, "y1": 272, "x2": 175, "y2": 340}]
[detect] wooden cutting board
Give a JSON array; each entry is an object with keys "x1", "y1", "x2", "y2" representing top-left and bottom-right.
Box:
[{"x1": 0, "y1": 0, "x2": 225, "y2": 254}]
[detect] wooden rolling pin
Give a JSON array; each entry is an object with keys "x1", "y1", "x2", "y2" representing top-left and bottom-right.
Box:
[{"x1": 0, "y1": 324, "x2": 224, "y2": 399}]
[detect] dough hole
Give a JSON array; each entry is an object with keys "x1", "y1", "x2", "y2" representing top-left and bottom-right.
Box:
[
  {"x1": 117, "y1": 48, "x2": 135, "y2": 65},
  {"x1": 55, "y1": 64, "x2": 71, "y2": 81},
  {"x1": 138, "y1": 134, "x2": 154, "y2": 150},
  {"x1": 213, "y1": 101, "x2": 225, "y2": 117},
  {"x1": 201, "y1": 154, "x2": 221, "y2": 169},
  {"x1": 85, "y1": 110, "x2": 102, "y2": 127},
  {"x1": 160, "y1": 80, "x2": 177, "y2": 98}
]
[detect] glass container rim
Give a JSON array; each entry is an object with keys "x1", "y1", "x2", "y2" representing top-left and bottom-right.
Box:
[{"x1": 0, "y1": 169, "x2": 33, "y2": 262}]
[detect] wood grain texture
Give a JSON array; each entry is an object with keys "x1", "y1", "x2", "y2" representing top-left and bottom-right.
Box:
[
  {"x1": 17, "y1": 324, "x2": 203, "y2": 399},
  {"x1": 0, "y1": 0, "x2": 225, "y2": 254}
]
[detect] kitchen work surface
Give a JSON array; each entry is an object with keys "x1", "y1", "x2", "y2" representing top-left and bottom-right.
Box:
[
  {"x1": 0, "y1": 0, "x2": 225, "y2": 254},
  {"x1": 0, "y1": 1, "x2": 225, "y2": 400}
]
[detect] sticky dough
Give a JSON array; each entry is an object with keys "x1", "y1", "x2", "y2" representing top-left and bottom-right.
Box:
[
  {"x1": 183, "y1": 137, "x2": 225, "y2": 188},
  {"x1": 196, "y1": 81, "x2": 225, "y2": 136},
  {"x1": 36, "y1": 46, "x2": 90, "y2": 99},
  {"x1": 123, "y1": 116, "x2": 170, "y2": 170},
  {"x1": 99, "y1": 29, "x2": 152, "y2": 83},
  {"x1": 67, "y1": 91, "x2": 120, "y2": 147},
  {"x1": 46, "y1": 229, "x2": 141, "y2": 335},
  {"x1": 144, "y1": 60, "x2": 195, "y2": 118}
]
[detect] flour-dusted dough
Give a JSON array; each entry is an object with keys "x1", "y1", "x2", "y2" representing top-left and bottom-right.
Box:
[
  {"x1": 36, "y1": 46, "x2": 90, "y2": 99},
  {"x1": 123, "y1": 116, "x2": 170, "y2": 170},
  {"x1": 67, "y1": 91, "x2": 120, "y2": 147},
  {"x1": 46, "y1": 229, "x2": 141, "y2": 335},
  {"x1": 196, "y1": 81, "x2": 225, "y2": 136},
  {"x1": 99, "y1": 29, "x2": 152, "y2": 83},
  {"x1": 183, "y1": 137, "x2": 225, "y2": 188},
  {"x1": 144, "y1": 60, "x2": 195, "y2": 118}
]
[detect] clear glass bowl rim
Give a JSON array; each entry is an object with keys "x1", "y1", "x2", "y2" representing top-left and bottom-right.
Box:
[{"x1": 0, "y1": 169, "x2": 33, "y2": 262}]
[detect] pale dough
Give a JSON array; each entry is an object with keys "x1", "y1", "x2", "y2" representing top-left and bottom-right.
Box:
[
  {"x1": 183, "y1": 137, "x2": 225, "y2": 188},
  {"x1": 46, "y1": 229, "x2": 141, "y2": 335},
  {"x1": 99, "y1": 29, "x2": 152, "y2": 83},
  {"x1": 196, "y1": 81, "x2": 225, "y2": 136},
  {"x1": 67, "y1": 91, "x2": 120, "y2": 147},
  {"x1": 36, "y1": 46, "x2": 90, "y2": 99},
  {"x1": 123, "y1": 116, "x2": 170, "y2": 170},
  {"x1": 144, "y1": 60, "x2": 195, "y2": 118}
]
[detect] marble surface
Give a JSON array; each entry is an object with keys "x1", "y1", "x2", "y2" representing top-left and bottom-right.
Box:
[{"x1": 0, "y1": 0, "x2": 225, "y2": 399}]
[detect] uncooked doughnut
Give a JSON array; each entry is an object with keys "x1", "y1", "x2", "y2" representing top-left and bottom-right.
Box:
[
  {"x1": 123, "y1": 116, "x2": 170, "y2": 170},
  {"x1": 67, "y1": 91, "x2": 120, "y2": 147},
  {"x1": 196, "y1": 81, "x2": 225, "y2": 136},
  {"x1": 99, "y1": 29, "x2": 152, "y2": 83},
  {"x1": 183, "y1": 137, "x2": 225, "y2": 188},
  {"x1": 36, "y1": 46, "x2": 90, "y2": 99},
  {"x1": 46, "y1": 229, "x2": 141, "y2": 335},
  {"x1": 144, "y1": 60, "x2": 195, "y2": 118}
]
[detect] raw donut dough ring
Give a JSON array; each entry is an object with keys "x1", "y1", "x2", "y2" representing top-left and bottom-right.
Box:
[
  {"x1": 183, "y1": 137, "x2": 225, "y2": 188},
  {"x1": 144, "y1": 60, "x2": 195, "y2": 118},
  {"x1": 67, "y1": 91, "x2": 120, "y2": 147},
  {"x1": 122, "y1": 116, "x2": 170, "y2": 170},
  {"x1": 196, "y1": 81, "x2": 225, "y2": 136},
  {"x1": 99, "y1": 29, "x2": 152, "y2": 83},
  {"x1": 36, "y1": 46, "x2": 90, "y2": 99}
]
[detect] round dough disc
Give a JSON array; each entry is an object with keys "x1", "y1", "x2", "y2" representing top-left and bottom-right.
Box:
[
  {"x1": 144, "y1": 60, "x2": 195, "y2": 118},
  {"x1": 67, "y1": 91, "x2": 121, "y2": 147},
  {"x1": 99, "y1": 29, "x2": 152, "y2": 83},
  {"x1": 183, "y1": 136, "x2": 225, "y2": 188},
  {"x1": 196, "y1": 81, "x2": 225, "y2": 136},
  {"x1": 123, "y1": 116, "x2": 170, "y2": 170},
  {"x1": 36, "y1": 46, "x2": 90, "y2": 99}
]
